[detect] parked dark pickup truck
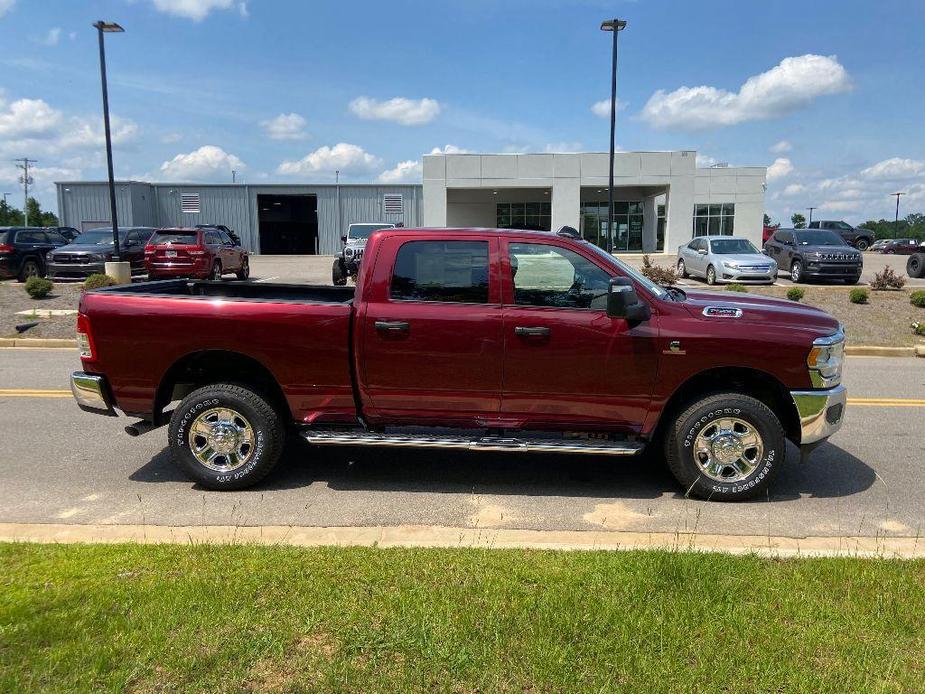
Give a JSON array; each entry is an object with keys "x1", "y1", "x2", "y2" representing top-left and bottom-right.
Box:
[{"x1": 71, "y1": 228, "x2": 847, "y2": 501}]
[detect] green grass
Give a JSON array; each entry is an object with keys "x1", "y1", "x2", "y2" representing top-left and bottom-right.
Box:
[{"x1": 2, "y1": 544, "x2": 925, "y2": 692}]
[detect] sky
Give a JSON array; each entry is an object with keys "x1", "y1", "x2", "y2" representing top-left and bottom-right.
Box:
[{"x1": 0, "y1": 0, "x2": 923, "y2": 225}]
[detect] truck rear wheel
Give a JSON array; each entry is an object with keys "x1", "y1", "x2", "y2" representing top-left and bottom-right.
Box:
[
  {"x1": 664, "y1": 393, "x2": 786, "y2": 501},
  {"x1": 168, "y1": 383, "x2": 284, "y2": 490},
  {"x1": 908, "y1": 253, "x2": 925, "y2": 279}
]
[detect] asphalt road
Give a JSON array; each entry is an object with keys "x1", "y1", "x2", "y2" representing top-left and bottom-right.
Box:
[{"x1": 1, "y1": 349, "x2": 924, "y2": 539}]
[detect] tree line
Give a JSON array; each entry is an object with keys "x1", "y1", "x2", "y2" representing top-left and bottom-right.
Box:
[{"x1": 0, "y1": 197, "x2": 59, "y2": 227}]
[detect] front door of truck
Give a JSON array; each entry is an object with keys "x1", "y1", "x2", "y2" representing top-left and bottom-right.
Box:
[
  {"x1": 499, "y1": 239, "x2": 659, "y2": 431},
  {"x1": 359, "y1": 236, "x2": 504, "y2": 424}
]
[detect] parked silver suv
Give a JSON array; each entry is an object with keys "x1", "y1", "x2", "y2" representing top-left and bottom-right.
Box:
[
  {"x1": 677, "y1": 235, "x2": 777, "y2": 285},
  {"x1": 332, "y1": 222, "x2": 396, "y2": 285}
]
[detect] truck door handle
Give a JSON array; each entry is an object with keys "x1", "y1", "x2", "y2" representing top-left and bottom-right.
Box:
[
  {"x1": 514, "y1": 326, "x2": 550, "y2": 337},
  {"x1": 375, "y1": 320, "x2": 410, "y2": 333}
]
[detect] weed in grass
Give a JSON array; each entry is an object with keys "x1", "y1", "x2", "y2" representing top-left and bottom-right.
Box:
[
  {"x1": 913, "y1": 321, "x2": 925, "y2": 336},
  {"x1": 725, "y1": 283, "x2": 748, "y2": 292},
  {"x1": 786, "y1": 287, "x2": 805, "y2": 302},
  {"x1": 24, "y1": 276, "x2": 53, "y2": 299},
  {"x1": 911, "y1": 290, "x2": 925, "y2": 308},
  {"x1": 870, "y1": 265, "x2": 906, "y2": 290},
  {"x1": 849, "y1": 288, "x2": 869, "y2": 304}
]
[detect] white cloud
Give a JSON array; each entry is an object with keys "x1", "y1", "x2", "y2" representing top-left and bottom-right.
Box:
[
  {"x1": 819, "y1": 200, "x2": 862, "y2": 212},
  {"x1": 150, "y1": 0, "x2": 247, "y2": 21},
  {"x1": 782, "y1": 183, "x2": 806, "y2": 196},
  {"x1": 159, "y1": 145, "x2": 244, "y2": 180},
  {"x1": 378, "y1": 160, "x2": 422, "y2": 184},
  {"x1": 0, "y1": 0, "x2": 14, "y2": 18},
  {"x1": 38, "y1": 28, "x2": 61, "y2": 46},
  {"x1": 161, "y1": 132, "x2": 183, "y2": 144},
  {"x1": 590, "y1": 98, "x2": 625, "y2": 118},
  {"x1": 349, "y1": 96, "x2": 441, "y2": 126},
  {"x1": 641, "y1": 54, "x2": 851, "y2": 130},
  {"x1": 429, "y1": 144, "x2": 469, "y2": 155},
  {"x1": 543, "y1": 142, "x2": 583, "y2": 153},
  {"x1": 770, "y1": 140, "x2": 792, "y2": 154},
  {"x1": 0, "y1": 97, "x2": 63, "y2": 139},
  {"x1": 277, "y1": 143, "x2": 382, "y2": 177},
  {"x1": 767, "y1": 157, "x2": 793, "y2": 181},
  {"x1": 696, "y1": 154, "x2": 718, "y2": 168},
  {"x1": 261, "y1": 112, "x2": 308, "y2": 140},
  {"x1": 860, "y1": 157, "x2": 925, "y2": 180}
]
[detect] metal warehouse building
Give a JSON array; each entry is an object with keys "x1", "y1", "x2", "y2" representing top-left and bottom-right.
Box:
[
  {"x1": 54, "y1": 182, "x2": 423, "y2": 255},
  {"x1": 55, "y1": 149, "x2": 765, "y2": 255}
]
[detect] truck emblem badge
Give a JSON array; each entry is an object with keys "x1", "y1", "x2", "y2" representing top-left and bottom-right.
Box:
[
  {"x1": 703, "y1": 306, "x2": 743, "y2": 318},
  {"x1": 663, "y1": 340, "x2": 686, "y2": 356}
]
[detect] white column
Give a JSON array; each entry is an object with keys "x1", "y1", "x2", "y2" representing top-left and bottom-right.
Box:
[
  {"x1": 551, "y1": 178, "x2": 580, "y2": 231},
  {"x1": 642, "y1": 195, "x2": 658, "y2": 253}
]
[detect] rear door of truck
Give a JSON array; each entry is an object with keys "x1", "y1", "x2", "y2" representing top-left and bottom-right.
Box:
[{"x1": 357, "y1": 233, "x2": 504, "y2": 424}]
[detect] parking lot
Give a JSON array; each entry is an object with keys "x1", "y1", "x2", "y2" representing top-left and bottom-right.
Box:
[{"x1": 1, "y1": 347, "x2": 923, "y2": 542}]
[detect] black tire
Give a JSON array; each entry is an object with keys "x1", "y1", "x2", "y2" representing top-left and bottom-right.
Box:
[
  {"x1": 908, "y1": 253, "x2": 925, "y2": 279},
  {"x1": 664, "y1": 393, "x2": 786, "y2": 501},
  {"x1": 855, "y1": 238, "x2": 871, "y2": 252},
  {"x1": 168, "y1": 383, "x2": 284, "y2": 490},
  {"x1": 677, "y1": 259, "x2": 688, "y2": 278},
  {"x1": 332, "y1": 259, "x2": 347, "y2": 286},
  {"x1": 844, "y1": 276, "x2": 860, "y2": 285},
  {"x1": 17, "y1": 258, "x2": 41, "y2": 282},
  {"x1": 706, "y1": 264, "x2": 717, "y2": 285},
  {"x1": 236, "y1": 257, "x2": 250, "y2": 280},
  {"x1": 790, "y1": 260, "x2": 804, "y2": 283},
  {"x1": 210, "y1": 261, "x2": 223, "y2": 281}
]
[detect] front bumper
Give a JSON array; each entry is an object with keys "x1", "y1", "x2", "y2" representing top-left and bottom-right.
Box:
[
  {"x1": 802, "y1": 263, "x2": 862, "y2": 280},
  {"x1": 790, "y1": 384, "x2": 847, "y2": 445},
  {"x1": 48, "y1": 261, "x2": 106, "y2": 279},
  {"x1": 70, "y1": 372, "x2": 117, "y2": 416}
]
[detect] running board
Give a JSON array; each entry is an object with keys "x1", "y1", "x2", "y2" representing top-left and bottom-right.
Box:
[{"x1": 301, "y1": 431, "x2": 644, "y2": 456}]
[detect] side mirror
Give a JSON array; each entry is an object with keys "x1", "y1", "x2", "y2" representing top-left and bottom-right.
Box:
[
  {"x1": 698, "y1": 248, "x2": 708, "y2": 255},
  {"x1": 341, "y1": 234, "x2": 348, "y2": 243},
  {"x1": 607, "y1": 277, "x2": 651, "y2": 322}
]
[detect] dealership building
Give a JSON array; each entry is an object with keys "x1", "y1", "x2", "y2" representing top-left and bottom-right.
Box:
[{"x1": 55, "y1": 150, "x2": 766, "y2": 255}]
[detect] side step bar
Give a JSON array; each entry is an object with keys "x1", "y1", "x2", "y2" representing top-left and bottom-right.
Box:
[{"x1": 301, "y1": 431, "x2": 644, "y2": 456}]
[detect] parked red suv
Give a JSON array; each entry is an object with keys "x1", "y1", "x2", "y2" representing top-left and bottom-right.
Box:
[{"x1": 145, "y1": 227, "x2": 249, "y2": 280}]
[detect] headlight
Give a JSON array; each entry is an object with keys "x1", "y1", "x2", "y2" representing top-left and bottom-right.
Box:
[
  {"x1": 807, "y1": 328, "x2": 845, "y2": 388},
  {"x1": 344, "y1": 246, "x2": 354, "y2": 259},
  {"x1": 722, "y1": 260, "x2": 739, "y2": 269}
]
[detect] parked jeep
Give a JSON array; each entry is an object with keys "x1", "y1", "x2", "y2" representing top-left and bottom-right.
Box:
[
  {"x1": 332, "y1": 222, "x2": 395, "y2": 285},
  {"x1": 808, "y1": 220, "x2": 875, "y2": 251},
  {"x1": 764, "y1": 228, "x2": 863, "y2": 283}
]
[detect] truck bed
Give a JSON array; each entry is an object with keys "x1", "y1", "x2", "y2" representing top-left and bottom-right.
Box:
[{"x1": 97, "y1": 279, "x2": 355, "y2": 304}]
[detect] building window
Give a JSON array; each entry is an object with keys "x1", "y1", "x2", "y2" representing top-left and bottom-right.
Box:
[
  {"x1": 496, "y1": 202, "x2": 551, "y2": 231},
  {"x1": 180, "y1": 192, "x2": 201, "y2": 214},
  {"x1": 383, "y1": 193, "x2": 403, "y2": 215},
  {"x1": 693, "y1": 203, "x2": 734, "y2": 237},
  {"x1": 579, "y1": 201, "x2": 644, "y2": 252},
  {"x1": 657, "y1": 204, "x2": 666, "y2": 251}
]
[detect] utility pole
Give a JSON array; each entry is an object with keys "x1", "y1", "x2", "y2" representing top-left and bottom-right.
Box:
[
  {"x1": 806, "y1": 206, "x2": 816, "y2": 225},
  {"x1": 600, "y1": 18, "x2": 627, "y2": 254},
  {"x1": 891, "y1": 192, "x2": 905, "y2": 236},
  {"x1": 13, "y1": 158, "x2": 37, "y2": 225},
  {"x1": 232, "y1": 169, "x2": 237, "y2": 183}
]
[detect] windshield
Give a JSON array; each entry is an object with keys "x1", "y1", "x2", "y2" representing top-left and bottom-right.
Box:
[
  {"x1": 710, "y1": 238, "x2": 758, "y2": 255},
  {"x1": 151, "y1": 230, "x2": 199, "y2": 244},
  {"x1": 348, "y1": 224, "x2": 393, "y2": 240},
  {"x1": 75, "y1": 229, "x2": 123, "y2": 245},
  {"x1": 794, "y1": 230, "x2": 845, "y2": 246},
  {"x1": 584, "y1": 242, "x2": 668, "y2": 298}
]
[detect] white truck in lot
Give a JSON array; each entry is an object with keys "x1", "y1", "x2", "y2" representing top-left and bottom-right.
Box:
[{"x1": 332, "y1": 222, "x2": 396, "y2": 285}]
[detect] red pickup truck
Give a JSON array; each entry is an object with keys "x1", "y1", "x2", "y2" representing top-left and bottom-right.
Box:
[{"x1": 71, "y1": 228, "x2": 847, "y2": 501}]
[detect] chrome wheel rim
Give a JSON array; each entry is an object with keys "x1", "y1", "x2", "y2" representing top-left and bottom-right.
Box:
[
  {"x1": 212, "y1": 265, "x2": 221, "y2": 279},
  {"x1": 707, "y1": 267, "x2": 715, "y2": 284},
  {"x1": 677, "y1": 260, "x2": 685, "y2": 275},
  {"x1": 24, "y1": 262, "x2": 38, "y2": 278},
  {"x1": 189, "y1": 407, "x2": 255, "y2": 472},
  {"x1": 693, "y1": 416, "x2": 764, "y2": 483},
  {"x1": 791, "y1": 263, "x2": 801, "y2": 281}
]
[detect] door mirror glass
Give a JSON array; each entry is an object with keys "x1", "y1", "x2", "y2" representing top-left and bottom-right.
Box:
[
  {"x1": 698, "y1": 248, "x2": 708, "y2": 255},
  {"x1": 607, "y1": 277, "x2": 650, "y2": 322}
]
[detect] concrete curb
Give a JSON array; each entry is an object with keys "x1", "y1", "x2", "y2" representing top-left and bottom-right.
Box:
[
  {"x1": 0, "y1": 338, "x2": 76, "y2": 348},
  {"x1": 845, "y1": 345, "x2": 920, "y2": 358},
  {"x1": 1, "y1": 522, "x2": 924, "y2": 559}
]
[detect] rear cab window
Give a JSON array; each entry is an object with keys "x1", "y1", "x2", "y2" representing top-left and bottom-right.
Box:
[
  {"x1": 150, "y1": 230, "x2": 200, "y2": 245},
  {"x1": 390, "y1": 240, "x2": 489, "y2": 304}
]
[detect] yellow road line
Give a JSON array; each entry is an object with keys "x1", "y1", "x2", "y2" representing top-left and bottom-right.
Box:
[
  {"x1": 848, "y1": 398, "x2": 925, "y2": 407},
  {"x1": 0, "y1": 389, "x2": 71, "y2": 397}
]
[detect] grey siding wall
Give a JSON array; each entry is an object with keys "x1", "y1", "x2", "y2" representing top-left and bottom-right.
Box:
[{"x1": 56, "y1": 182, "x2": 423, "y2": 254}]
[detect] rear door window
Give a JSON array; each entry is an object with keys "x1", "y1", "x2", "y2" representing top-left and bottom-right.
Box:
[
  {"x1": 390, "y1": 240, "x2": 489, "y2": 303},
  {"x1": 17, "y1": 230, "x2": 45, "y2": 244}
]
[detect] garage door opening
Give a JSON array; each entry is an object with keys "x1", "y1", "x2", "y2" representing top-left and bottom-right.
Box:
[{"x1": 258, "y1": 194, "x2": 318, "y2": 254}]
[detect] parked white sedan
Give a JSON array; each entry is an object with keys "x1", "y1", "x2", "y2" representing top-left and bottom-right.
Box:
[{"x1": 677, "y1": 236, "x2": 778, "y2": 285}]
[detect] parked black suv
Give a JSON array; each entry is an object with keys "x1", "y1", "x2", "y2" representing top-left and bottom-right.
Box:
[
  {"x1": 807, "y1": 220, "x2": 875, "y2": 251},
  {"x1": 0, "y1": 227, "x2": 69, "y2": 281},
  {"x1": 764, "y1": 228, "x2": 863, "y2": 283},
  {"x1": 46, "y1": 227, "x2": 156, "y2": 279}
]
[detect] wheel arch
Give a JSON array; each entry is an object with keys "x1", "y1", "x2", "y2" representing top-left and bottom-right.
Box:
[
  {"x1": 652, "y1": 366, "x2": 801, "y2": 446},
  {"x1": 154, "y1": 349, "x2": 291, "y2": 425}
]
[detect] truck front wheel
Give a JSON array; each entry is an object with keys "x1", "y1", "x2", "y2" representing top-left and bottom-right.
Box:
[
  {"x1": 664, "y1": 393, "x2": 786, "y2": 501},
  {"x1": 332, "y1": 259, "x2": 347, "y2": 286},
  {"x1": 168, "y1": 383, "x2": 284, "y2": 490}
]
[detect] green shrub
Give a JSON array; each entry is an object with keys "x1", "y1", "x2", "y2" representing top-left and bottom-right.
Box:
[
  {"x1": 24, "y1": 276, "x2": 53, "y2": 299},
  {"x1": 911, "y1": 290, "x2": 925, "y2": 308},
  {"x1": 870, "y1": 265, "x2": 906, "y2": 290},
  {"x1": 786, "y1": 287, "x2": 805, "y2": 302},
  {"x1": 725, "y1": 283, "x2": 748, "y2": 292},
  {"x1": 640, "y1": 254, "x2": 678, "y2": 285},
  {"x1": 83, "y1": 273, "x2": 117, "y2": 291},
  {"x1": 849, "y1": 288, "x2": 869, "y2": 304}
]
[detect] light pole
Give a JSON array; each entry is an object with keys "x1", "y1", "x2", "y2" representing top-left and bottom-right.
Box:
[
  {"x1": 891, "y1": 192, "x2": 905, "y2": 236},
  {"x1": 93, "y1": 20, "x2": 128, "y2": 282},
  {"x1": 601, "y1": 18, "x2": 626, "y2": 254},
  {"x1": 232, "y1": 169, "x2": 237, "y2": 183},
  {"x1": 807, "y1": 206, "x2": 816, "y2": 225}
]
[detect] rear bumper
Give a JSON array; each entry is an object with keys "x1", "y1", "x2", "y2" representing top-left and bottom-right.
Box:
[
  {"x1": 70, "y1": 372, "x2": 117, "y2": 416},
  {"x1": 790, "y1": 384, "x2": 847, "y2": 445},
  {"x1": 146, "y1": 263, "x2": 209, "y2": 279}
]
